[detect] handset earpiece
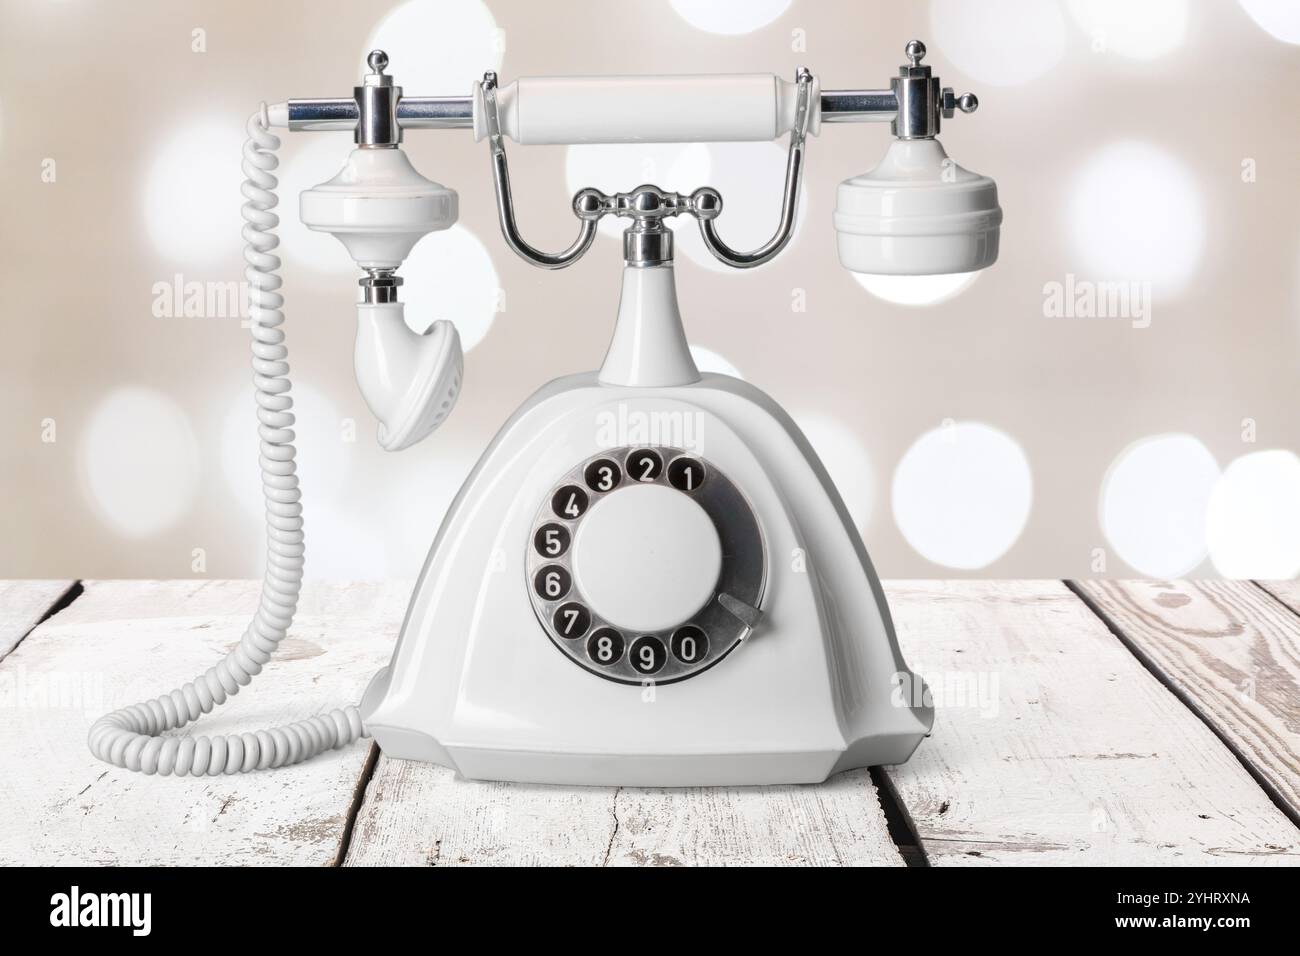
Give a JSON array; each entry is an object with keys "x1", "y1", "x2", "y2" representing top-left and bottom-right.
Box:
[
  {"x1": 833, "y1": 41, "x2": 1000, "y2": 276},
  {"x1": 353, "y1": 301, "x2": 462, "y2": 451},
  {"x1": 299, "y1": 51, "x2": 464, "y2": 450}
]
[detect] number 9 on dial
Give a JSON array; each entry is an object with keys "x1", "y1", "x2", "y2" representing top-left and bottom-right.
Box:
[{"x1": 629, "y1": 636, "x2": 667, "y2": 675}]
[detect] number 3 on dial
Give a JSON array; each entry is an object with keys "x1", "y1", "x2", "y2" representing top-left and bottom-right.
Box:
[{"x1": 584, "y1": 458, "x2": 621, "y2": 493}]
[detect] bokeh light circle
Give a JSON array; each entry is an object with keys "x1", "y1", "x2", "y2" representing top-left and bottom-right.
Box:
[
  {"x1": 80, "y1": 387, "x2": 201, "y2": 538},
  {"x1": 893, "y1": 421, "x2": 1033, "y2": 569},
  {"x1": 1100, "y1": 434, "x2": 1219, "y2": 576}
]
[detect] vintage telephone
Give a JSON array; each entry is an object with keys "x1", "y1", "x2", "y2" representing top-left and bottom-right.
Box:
[{"x1": 90, "y1": 41, "x2": 1000, "y2": 785}]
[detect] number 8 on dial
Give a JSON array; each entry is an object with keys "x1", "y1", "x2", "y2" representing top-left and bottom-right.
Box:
[{"x1": 587, "y1": 628, "x2": 624, "y2": 665}]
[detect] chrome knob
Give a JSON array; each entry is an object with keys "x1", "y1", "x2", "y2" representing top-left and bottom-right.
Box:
[
  {"x1": 689, "y1": 187, "x2": 722, "y2": 222},
  {"x1": 941, "y1": 87, "x2": 979, "y2": 118},
  {"x1": 356, "y1": 49, "x2": 399, "y2": 144},
  {"x1": 571, "y1": 184, "x2": 723, "y2": 225},
  {"x1": 573, "y1": 188, "x2": 605, "y2": 221}
]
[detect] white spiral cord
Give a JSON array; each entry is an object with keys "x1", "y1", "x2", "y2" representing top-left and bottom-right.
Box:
[{"x1": 87, "y1": 107, "x2": 367, "y2": 775}]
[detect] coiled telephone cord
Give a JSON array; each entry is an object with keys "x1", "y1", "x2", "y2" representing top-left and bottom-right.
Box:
[{"x1": 87, "y1": 107, "x2": 367, "y2": 775}]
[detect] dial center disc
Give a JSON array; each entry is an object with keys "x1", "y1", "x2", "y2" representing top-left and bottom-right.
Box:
[{"x1": 571, "y1": 483, "x2": 722, "y2": 632}]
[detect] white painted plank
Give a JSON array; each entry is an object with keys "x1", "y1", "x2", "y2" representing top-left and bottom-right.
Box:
[
  {"x1": 345, "y1": 759, "x2": 901, "y2": 866},
  {"x1": 344, "y1": 762, "x2": 617, "y2": 866},
  {"x1": 0, "y1": 579, "x2": 406, "y2": 866},
  {"x1": 1076, "y1": 580, "x2": 1300, "y2": 823},
  {"x1": 602, "y1": 769, "x2": 899, "y2": 866},
  {"x1": 0, "y1": 580, "x2": 74, "y2": 659},
  {"x1": 1259, "y1": 579, "x2": 1300, "y2": 620},
  {"x1": 881, "y1": 580, "x2": 1300, "y2": 866}
]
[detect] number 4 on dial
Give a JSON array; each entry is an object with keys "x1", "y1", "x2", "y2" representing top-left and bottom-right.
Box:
[{"x1": 551, "y1": 485, "x2": 588, "y2": 519}]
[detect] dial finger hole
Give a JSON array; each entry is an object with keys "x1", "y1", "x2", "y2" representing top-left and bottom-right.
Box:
[
  {"x1": 553, "y1": 602, "x2": 591, "y2": 638},
  {"x1": 587, "y1": 627, "x2": 625, "y2": 666},
  {"x1": 584, "y1": 458, "x2": 622, "y2": 493},
  {"x1": 534, "y1": 523, "x2": 571, "y2": 558},
  {"x1": 552, "y1": 485, "x2": 589, "y2": 520},
  {"x1": 629, "y1": 636, "x2": 667, "y2": 675},
  {"x1": 626, "y1": 448, "x2": 663, "y2": 482},
  {"x1": 668, "y1": 456, "x2": 706, "y2": 492},
  {"x1": 534, "y1": 565, "x2": 571, "y2": 601},
  {"x1": 670, "y1": 625, "x2": 709, "y2": 664}
]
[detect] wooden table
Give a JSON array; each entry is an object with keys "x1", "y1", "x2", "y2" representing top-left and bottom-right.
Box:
[{"x1": 1, "y1": 579, "x2": 1297, "y2": 866}]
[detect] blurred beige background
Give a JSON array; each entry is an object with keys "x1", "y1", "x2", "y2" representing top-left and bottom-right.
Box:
[{"x1": 2, "y1": 0, "x2": 1299, "y2": 581}]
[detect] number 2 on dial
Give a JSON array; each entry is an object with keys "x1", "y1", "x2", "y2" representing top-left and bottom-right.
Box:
[{"x1": 628, "y1": 449, "x2": 663, "y2": 481}]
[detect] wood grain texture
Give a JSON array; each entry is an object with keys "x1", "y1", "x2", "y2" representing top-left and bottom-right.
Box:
[
  {"x1": 0, "y1": 580, "x2": 405, "y2": 866},
  {"x1": 0, "y1": 580, "x2": 74, "y2": 660},
  {"x1": 1075, "y1": 579, "x2": 1300, "y2": 823},
  {"x1": 882, "y1": 580, "x2": 1300, "y2": 866},
  {"x1": 1259, "y1": 579, "x2": 1300, "y2": 620},
  {"x1": 345, "y1": 762, "x2": 901, "y2": 866},
  {"x1": 6, "y1": 578, "x2": 1297, "y2": 867}
]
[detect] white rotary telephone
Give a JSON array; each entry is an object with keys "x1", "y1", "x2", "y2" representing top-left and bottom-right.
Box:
[{"x1": 90, "y1": 41, "x2": 1001, "y2": 785}]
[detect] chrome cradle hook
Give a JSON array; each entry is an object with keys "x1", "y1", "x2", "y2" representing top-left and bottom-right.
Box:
[
  {"x1": 695, "y1": 66, "x2": 815, "y2": 269},
  {"x1": 474, "y1": 58, "x2": 973, "y2": 275},
  {"x1": 481, "y1": 67, "x2": 818, "y2": 273},
  {"x1": 482, "y1": 71, "x2": 598, "y2": 269}
]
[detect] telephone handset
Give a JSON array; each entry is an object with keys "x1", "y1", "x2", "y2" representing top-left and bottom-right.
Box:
[{"x1": 90, "y1": 42, "x2": 1001, "y2": 784}]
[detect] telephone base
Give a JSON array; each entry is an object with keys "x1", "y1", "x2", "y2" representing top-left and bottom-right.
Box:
[
  {"x1": 363, "y1": 370, "x2": 933, "y2": 787},
  {"x1": 362, "y1": 708, "x2": 926, "y2": 786}
]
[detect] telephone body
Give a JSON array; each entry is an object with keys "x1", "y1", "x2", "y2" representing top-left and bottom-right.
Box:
[
  {"x1": 89, "y1": 41, "x2": 1000, "y2": 785},
  {"x1": 362, "y1": 305, "x2": 931, "y2": 786}
]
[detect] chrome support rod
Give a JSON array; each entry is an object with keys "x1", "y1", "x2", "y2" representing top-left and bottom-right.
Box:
[
  {"x1": 284, "y1": 88, "x2": 901, "y2": 132},
  {"x1": 818, "y1": 89, "x2": 897, "y2": 122},
  {"x1": 287, "y1": 96, "x2": 474, "y2": 130}
]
